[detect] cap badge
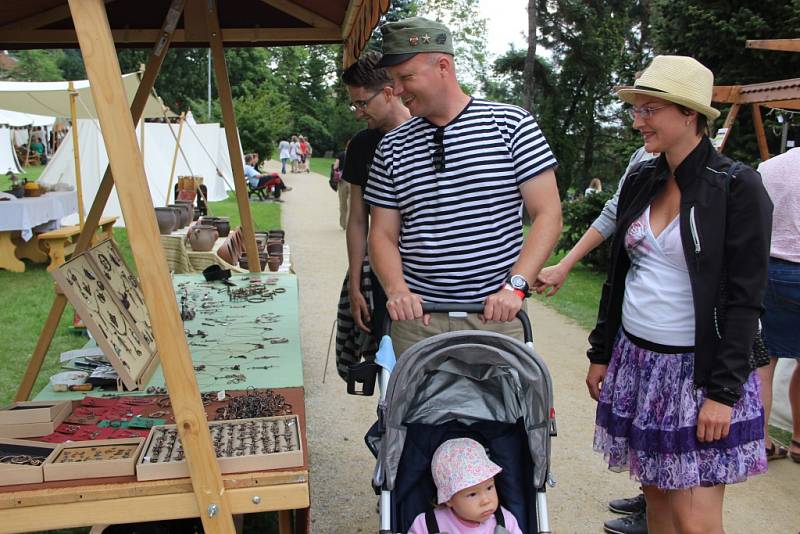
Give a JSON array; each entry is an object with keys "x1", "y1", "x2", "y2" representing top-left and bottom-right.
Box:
[
  {"x1": 421, "y1": 33, "x2": 431, "y2": 44},
  {"x1": 409, "y1": 35, "x2": 419, "y2": 46},
  {"x1": 435, "y1": 33, "x2": 447, "y2": 44}
]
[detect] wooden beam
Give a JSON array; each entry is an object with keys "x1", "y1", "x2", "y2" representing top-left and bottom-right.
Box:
[
  {"x1": 717, "y1": 99, "x2": 741, "y2": 154},
  {"x1": 751, "y1": 104, "x2": 770, "y2": 161},
  {"x1": 258, "y1": 0, "x2": 337, "y2": 28},
  {"x1": 183, "y1": 0, "x2": 210, "y2": 42},
  {"x1": 341, "y1": 0, "x2": 364, "y2": 40},
  {"x1": 0, "y1": 0, "x2": 116, "y2": 30},
  {"x1": 67, "y1": 2, "x2": 235, "y2": 533},
  {"x1": 0, "y1": 27, "x2": 341, "y2": 45},
  {"x1": 206, "y1": 0, "x2": 262, "y2": 275},
  {"x1": 13, "y1": 0, "x2": 185, "y2": 403},
  {"x1": 746, "y1": 39, "x2": 800, "y2": 53}
]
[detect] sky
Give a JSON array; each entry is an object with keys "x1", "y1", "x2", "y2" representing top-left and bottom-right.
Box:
[{"x1": 479, "y1": 0, "x2": 529, "y2": 59}]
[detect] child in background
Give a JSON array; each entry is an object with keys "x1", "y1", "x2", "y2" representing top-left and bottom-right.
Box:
[{"x1": 407, "y1": 438, "x2": 523, "y2": 534}]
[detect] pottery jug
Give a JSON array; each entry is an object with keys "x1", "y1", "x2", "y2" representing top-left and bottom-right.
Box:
[
  {"x1": 174, "y1": 201, "x2": 194, "y2": 226},
  {"x1": 168, "y1": 204, "x2": 190, "y2": 228},
  {"x1": 154, "y1": 207, "x2": 178, "y2": 235},
  {"x1": 187, "y1": 224, "x2": 218, "y2": 252}
]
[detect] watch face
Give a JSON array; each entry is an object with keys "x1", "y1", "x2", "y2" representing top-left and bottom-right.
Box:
[{"x1": 510, "y1": 275, "x2": 528, "y2": 290}]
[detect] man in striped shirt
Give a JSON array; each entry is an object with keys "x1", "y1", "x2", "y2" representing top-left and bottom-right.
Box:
[{"x1": 364, "y1": 17, "x2": 562, "y2": 355}]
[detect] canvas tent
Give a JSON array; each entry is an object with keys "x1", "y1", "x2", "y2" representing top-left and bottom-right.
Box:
[
  {"x1": 0, "y1": 127, "x2": 21, "y2": 174},
  {"x1": 37, "y1": 115, "x2": 238, "y2": 226}
]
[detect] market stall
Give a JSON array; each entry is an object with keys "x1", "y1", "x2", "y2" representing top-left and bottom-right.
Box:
[{"x1": 0, "y1": 0, "x2": 389, "y2": 532}]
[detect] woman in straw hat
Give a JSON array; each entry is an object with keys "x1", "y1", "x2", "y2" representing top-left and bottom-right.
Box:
[{"x1": 586, "y1": 55, "x2": 772, "y2": 533}]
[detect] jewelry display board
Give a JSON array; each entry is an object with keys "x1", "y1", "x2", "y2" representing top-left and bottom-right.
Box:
[
  {"x1": 43, "y1": 438, "x2": 144, "y2": 482},
  {"x1": 136, "y1": 415, "x2": 302, "y2": 481},
  {"x1": 51, "y1": 240, "x2": 159, "y2": 391}
]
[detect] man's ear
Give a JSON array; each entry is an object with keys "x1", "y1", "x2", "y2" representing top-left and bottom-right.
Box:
[{"x1": 436, "y1": 55, "x2": 452, "y2": 77}]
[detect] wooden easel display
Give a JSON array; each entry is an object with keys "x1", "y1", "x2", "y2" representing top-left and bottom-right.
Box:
[{"x1": 2, "y1": 0, "x2": 390, "y2": 532}]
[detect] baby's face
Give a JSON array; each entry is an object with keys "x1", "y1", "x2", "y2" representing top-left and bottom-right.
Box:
[{"x1": 447, "y1": 477, "x2": 498, "y2": 524}]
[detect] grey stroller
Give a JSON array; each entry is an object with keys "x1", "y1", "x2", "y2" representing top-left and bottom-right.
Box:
[{"x1": 359, "y1": 303, "x2": 557, "y2": 533}]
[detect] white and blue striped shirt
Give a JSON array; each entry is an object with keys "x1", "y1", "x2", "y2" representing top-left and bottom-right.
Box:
[{"x1": 364, "y1": 98, "x2": 557, "y2": 303}]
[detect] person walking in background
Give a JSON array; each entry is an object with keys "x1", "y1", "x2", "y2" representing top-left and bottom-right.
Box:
[
  {"x1": 298, "y1": 135, "x2": 310, "y2": 173},
  {"x1": 365, "y1": 17, "x2": 561, "y2": 356},
  {"x1": 588, "y1": 55, "x2": 771, "y2": 533},
  {"x1": 289, "y1": 135, "x2": 300, "y2": 173},
  {"x1": 756, "y1": 147, "x2": 800, "y2": 463},
  {"x1": 333, "y1": 145, "x2": 349, "y2": 230},
  {"x1": 585, "y1": 177, "x2": 603, "y2": 196},
  {"x1": 278, "y1": 139, "x2": 291, "y2": 174}
]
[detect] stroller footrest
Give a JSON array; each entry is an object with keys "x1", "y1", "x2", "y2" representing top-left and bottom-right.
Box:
[{"x1": 346, "y1": 361, "x2": 379, "y2": 396}]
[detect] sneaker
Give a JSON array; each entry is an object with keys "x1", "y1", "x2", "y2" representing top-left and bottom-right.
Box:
[
  {"x1": 608, "y1": 493, "x2": 646, "y2": 515},
  {"x1": 604, "y1": 510, "x2": 648, "y2": 534}
]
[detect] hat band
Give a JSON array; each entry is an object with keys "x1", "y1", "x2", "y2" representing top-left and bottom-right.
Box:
[{"x1": 634, "y1": 85, "x2": 668, "y2": 93}]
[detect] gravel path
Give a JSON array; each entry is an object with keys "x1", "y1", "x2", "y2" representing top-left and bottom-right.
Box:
[{"x1": 271, "y1": 161, "x2": 799, "y2": 533}]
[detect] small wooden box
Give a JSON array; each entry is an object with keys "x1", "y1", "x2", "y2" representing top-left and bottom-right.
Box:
[
  {"x1": 0, "y1": 438, "x2": 59, "y2": 486},
  {"x1": 136, "y1": 415, "x2": 303, "y2": 482},
  {"x1": 0, "y1": 400, "x2": 72, "y2": 439},
  {"x1": 43, "y1": 438, "x2": 144, "y2": 482}
]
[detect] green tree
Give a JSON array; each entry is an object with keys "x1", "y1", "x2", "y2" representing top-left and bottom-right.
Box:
[{"x1": 4, "y1": 50, "x2": 65, "y2": 81}]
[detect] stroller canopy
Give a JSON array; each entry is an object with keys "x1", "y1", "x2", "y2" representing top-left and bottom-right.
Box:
[{"x1": 374, "y1": 330, "x2": 554, "y2": 491}]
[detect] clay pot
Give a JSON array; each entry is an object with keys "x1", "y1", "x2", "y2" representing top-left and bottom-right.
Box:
[
  {"x1": 187, "y1": 224, "x2": 219, "y2": 252},
  {"x1": 267, "y1": 256, "x2": 282, "y2": 272},
  {"x1": 175, "y1": 200, "x2": 194, "y2": 221},
  {"x1": 266, "y1": 242, "x2": 283, "y2": 255},
  {"x1": 192, "y1": 208, "x2": 202, "y2": 221},
  {"x1": 154, "y1": 207, "x2": 178, "y2": 235},
  {"x1": 199, "y1": 216, "x2": 231, "y2": 238},
  {"x1": 168, "y1": 203, "x2": 191, "y2": 228},
  {"x1": 239, "y1": 252, "x2": 267, "y2": 271},
  {"x1": 268, "y1": 229, "x2": 285, "y2": 239}
]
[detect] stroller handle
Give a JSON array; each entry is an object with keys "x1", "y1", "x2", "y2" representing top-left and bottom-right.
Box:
[{"x1": 382, "y1": 302, "x2": 533, "y2": 344}]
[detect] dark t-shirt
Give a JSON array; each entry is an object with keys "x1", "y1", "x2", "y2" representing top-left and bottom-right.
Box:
[{"x1": 342, "y1": 128, "x2": 384, "y2": 187}]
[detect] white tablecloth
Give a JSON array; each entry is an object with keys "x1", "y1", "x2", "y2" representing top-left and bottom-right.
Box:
[{"x1": 0, "y1": 191, "x2": 78, "y2": 240}]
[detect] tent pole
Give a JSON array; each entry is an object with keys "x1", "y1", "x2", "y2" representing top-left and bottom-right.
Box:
[
  {"x1": 14, "y1": 0, "x2": 185, "y2": 403},
  {"x1": 751, "y1": 104, "x2": 770, "y2": 161},
  {"x1": 68, "y1": 2, "x2": 235, "y2": 533},
  {"x1": 166, "y1": 111, "x2": 186, "y2": 205},
  {"x1": 68, "y1": 81, "x2": 86, "y2": 226},
  {"x1": 207, "y1": 0, "x2": 260, "y2": 273}
]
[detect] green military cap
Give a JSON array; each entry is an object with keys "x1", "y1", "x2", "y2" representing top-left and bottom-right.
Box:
[{"x1": 377, "y1": 17, "x2": 454, "y2": 67}]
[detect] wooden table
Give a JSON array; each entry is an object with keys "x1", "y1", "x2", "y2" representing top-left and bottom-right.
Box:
[
  {"x1": 8, "y1": 273, "x2": 310, "y2": 533},
  {"x1": 0, "y1": 191, "x2": 78, "y2": 272}
]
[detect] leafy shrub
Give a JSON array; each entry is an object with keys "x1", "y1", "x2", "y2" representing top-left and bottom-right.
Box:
[{"x1": 556, "y1": 190, "x2": 614, "y2": 273}]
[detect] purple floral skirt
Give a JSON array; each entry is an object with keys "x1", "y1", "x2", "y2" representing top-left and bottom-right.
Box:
[{"x1": 593, "y1": 329, "x2": 767, "y2": 489}]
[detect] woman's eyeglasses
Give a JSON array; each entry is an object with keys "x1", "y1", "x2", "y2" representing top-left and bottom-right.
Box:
[
  {"x1": 432, "y1": 127, "x2": 445, "y2": 172},
  {"x1": 627, "y1": 104, "x2": 671, "y2": 120},
  {"x1": 349, "y1": 91, "x2": 381, "y2": 112}
]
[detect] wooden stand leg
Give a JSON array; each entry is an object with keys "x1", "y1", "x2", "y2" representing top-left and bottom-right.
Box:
[
  {"x1": 15, "y1": 294, "x2": 68, "y2": 401},
  {"x1": 0, "y1": 231, "x2": 25, "y2": 272},
  {"x1": 69, "y1": 1, "x2": 234, "y2": 532},
  {"x1": 277, "y1": 510, "x2": 292, "y2": 534}
]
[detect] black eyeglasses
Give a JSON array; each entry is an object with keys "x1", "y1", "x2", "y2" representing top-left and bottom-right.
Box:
[
  {"x1": 349, "y1": 91, "x2": 381, "y2": 112},
  {"x1": 432, "y1": 127, "x2": 445, "y2": 172}
]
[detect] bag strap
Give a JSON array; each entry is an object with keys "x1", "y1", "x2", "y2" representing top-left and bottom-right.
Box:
[
  {"x1": 494, "y1": 507, "x2": 505, "y2": 527},
  {"x1": 425, "y1": 509, "x2": 439, "y2": 533}
]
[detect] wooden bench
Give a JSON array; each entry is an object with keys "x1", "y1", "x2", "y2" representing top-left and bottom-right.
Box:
[{"x1": 38, "y1": 216, "x2": 118, "y2": 271}]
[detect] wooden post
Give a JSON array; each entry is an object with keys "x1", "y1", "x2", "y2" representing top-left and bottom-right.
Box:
[
  {"x1": 206, "y1": 0, "x2": 261, "y2": 273},
  {"x1": 717, "y1": 101, "x2": 741, "y2": 154},
  {"x1": 166, "y1": 111, "x2": 186, "y2": 205},
  {"x1": 14, "y1": 0, "x2": 186, "y2": 403},
  {"x1": 68, "y1": 81, "x2": 86, "y2": 226},
  {"x1": 68, "y1": 2, "x2": 235, "y2": 533},
  {"x1": 751, "y1": 104, "x2": 770, "y2": 161}
]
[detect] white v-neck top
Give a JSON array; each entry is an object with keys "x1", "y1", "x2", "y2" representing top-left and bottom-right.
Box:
[{"x1": 621, "y1": 206, "x2": 695, "y2": 346}]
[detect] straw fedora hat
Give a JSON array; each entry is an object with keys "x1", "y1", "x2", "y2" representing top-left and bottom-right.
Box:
[{"x1": 617, "y1": 55, "x2": 720, "y2": 120}]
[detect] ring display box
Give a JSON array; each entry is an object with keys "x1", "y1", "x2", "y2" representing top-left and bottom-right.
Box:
[
  {"x1": 43, "y1": 438, "x2": 144, "y2": 482},
  {"x1": 136, "y1": 415, "x2": 302, "y2": 482},
  {"x1": 0, "y1": 438, "x2": 59, "y2": 486},
  {"x1": 0, "y1": 400, "x2": 72, "y2": 439}
]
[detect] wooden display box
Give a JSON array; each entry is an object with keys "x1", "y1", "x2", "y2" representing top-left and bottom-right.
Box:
[
  {"x1": 0, "y1": 438, "x2": 59, "y2": 486},
  {"x1": 136, "y1": 415, "x2": 303, "y2": 482},
  {"x1": 43, "y1": 438, "x2": 144, "y2": 482},
  {"x1": 0, "y1": 400, "x2": 72, "y2": 439}
]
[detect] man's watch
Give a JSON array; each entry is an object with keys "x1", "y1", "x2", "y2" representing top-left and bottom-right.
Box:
[{"x1": 507, "y1": 274, "x2": 531, "y2": 298}]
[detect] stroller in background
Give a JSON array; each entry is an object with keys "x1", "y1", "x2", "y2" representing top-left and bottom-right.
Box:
[{"x1": 348, "y1": 303, "x2": 557, "y2": 533}]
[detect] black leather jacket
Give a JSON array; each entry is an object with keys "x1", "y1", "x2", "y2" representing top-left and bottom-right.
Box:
[{"x1": 587, "y1": 138, "x2": 773, "y2": 406}]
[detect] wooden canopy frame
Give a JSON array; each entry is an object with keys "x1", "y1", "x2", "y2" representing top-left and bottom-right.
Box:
[
  {"x1": 713, "y1": 38, "x2": 800, "y2": 160},
  {"x1": 0, "y1": 0, "x2": 388, "y2": 532}
]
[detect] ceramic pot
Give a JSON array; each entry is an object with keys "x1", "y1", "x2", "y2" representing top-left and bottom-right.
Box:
[
  {"x1": 192, "y1": 208, "x2": 202, "y2": 221},
  {"x1": 198, "y1": 216, "x2": 230, "y2": 238},
  {"x1": 267, "y1": 256, "x2": 282, "y2": 272},
  {"x1": 168, "y1": 203, "x2": 191, "y2": 228},
  {"x1": 187, "y1": 224, "x2": 218, "y2": 252},
  {"x1": 269, "y1": 229, "x2": 285, "y2": 238},
  {"x1": 266, "y1": 242, "x2": 283, "y2": 255},
  {"x1": 154, "y1": 207, "x2": 178, "y2": 235},
  {"x1": 240, "y1": 253, "x2": 267, "y2": 271},
  {"x1": 175, "y1": 200, "x2": 194, "y2": 222}
]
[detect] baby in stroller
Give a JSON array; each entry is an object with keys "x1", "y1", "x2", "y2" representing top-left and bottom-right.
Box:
[{"x1": 408, "y1": 438, "x2": 523, "y2": 534}]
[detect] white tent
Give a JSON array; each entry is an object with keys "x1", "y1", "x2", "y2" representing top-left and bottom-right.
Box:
[
  {"x1": 0, "y1": 73, "x2": 166, "y2": 119},
  {"x1": 0, "y1": 127, "x2": 21, "y2": 173},
  {"x1": 0, "y1": 109, "x2": 55, "y2": 128},
  {"x1": 37, "y1": 118, "x2": 239, "y2": 226}
]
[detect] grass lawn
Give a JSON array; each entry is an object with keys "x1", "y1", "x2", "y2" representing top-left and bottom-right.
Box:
[
  {"x1": 0, "y1": 189, "x2": 278, "y2": 406},
  {"x1": 308, "y1": 156, "x2": 334, "y2": 177}
]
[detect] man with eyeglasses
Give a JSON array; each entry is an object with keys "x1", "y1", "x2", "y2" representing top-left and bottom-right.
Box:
[
  {"x1": 363, "y1": 17, "x2": 562, "y2": 355},
  {"x1": 334, "y1": 51, "x2": 411, "y2": 379}
]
